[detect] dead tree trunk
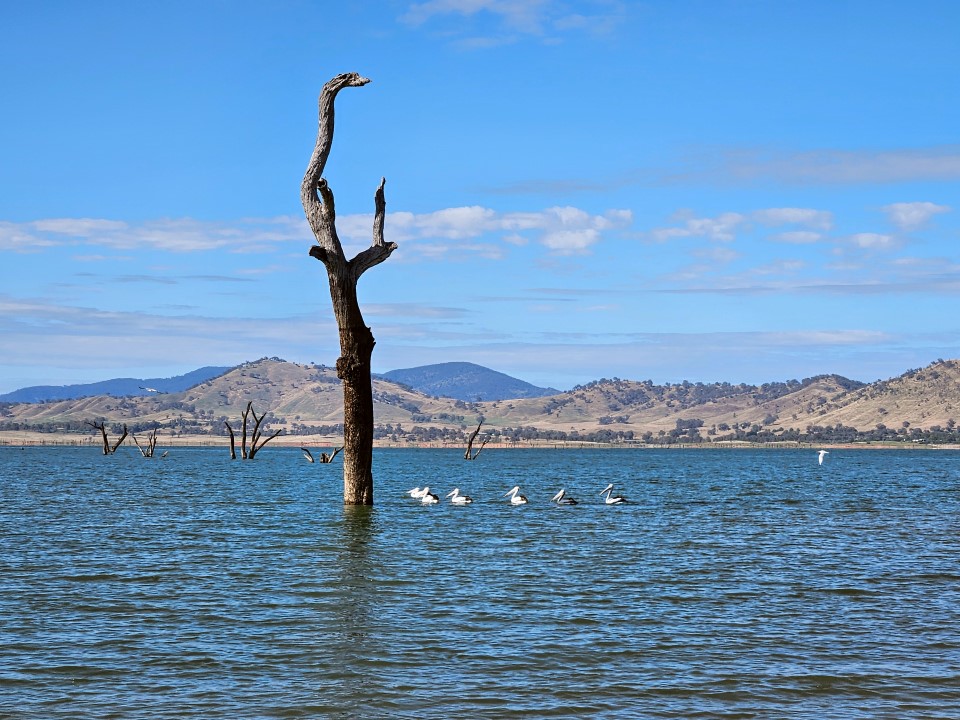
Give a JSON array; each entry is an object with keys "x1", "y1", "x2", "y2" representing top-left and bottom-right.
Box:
[
  {"x1": 246, "y1": 401, "x2": 282, "y2": 459},
  {"x1": 225, "y1": 421, "x2": 237, "y2": 459},
  {"x1": 465, "y1": 420, "x2": 489, "y2": 460},
  {"x1": 87, "y1": 421, "x2": 128, "y2": 455},
  {"x1": 132, "y1": 428, "x2": 159, "y2": 457},
  {"x1": 302, "y1": 73, "x2": 397, "y2": 505},
  {"x1": 225, "y1": 402, "x2": 282, "y2": 460}
]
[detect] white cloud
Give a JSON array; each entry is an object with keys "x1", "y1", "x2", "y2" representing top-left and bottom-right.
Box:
[
  {"x1": 751, "y1": 208, "x2": 833, "y2": 230},
  {"x1": 881, "y1": 201, "x2": 951, "y2": 230},
  {"x1": 2, "y1": 205, "x2": 630, "y2": 259},
  {"x1": 650, "y1": 212, "x2": 745, "y2": 243},
  {"x1": 850, "y1": 233, "x2": 896, "y2": 250},
  {"x1": 771, "y1": 231, "x2": 823, "y2": 244},
  {"x1": 650, "y1": 206, "x2": 834, "y2": 246},
  {"x1": 400, "y1": 0, "x2": 623, "y2": 39},
  {"x1": 0, "y1": 222, "x2": 59, "y2": 252},
  {"x1": 0, "y1": 217, "x2": 312, "y2": 254},
  {"x1": 343, "y1": 204, "x2": 631, "y2": 255}
]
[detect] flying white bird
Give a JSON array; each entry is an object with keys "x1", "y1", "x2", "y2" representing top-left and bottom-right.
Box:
[
  {"x1": 503, "y1": 486, "x2": 528, "y2": 504},
  {"x1": 445, "y1": 488, "x2": 473, "y2": 504},
  {"x1": 600, "y1": 483, "x2": 628, "y2": 504},
  {"x1": 818, "y1": 450, "x2": 829, "y2": 465}
]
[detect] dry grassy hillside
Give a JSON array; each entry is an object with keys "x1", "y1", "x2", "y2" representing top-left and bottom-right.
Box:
[
  {"x1": 790, "y1": 360, "x2": 960, "y2": 431},
  {"x1": 3, "y1": 357, "x2": 960, "y2": 442}
]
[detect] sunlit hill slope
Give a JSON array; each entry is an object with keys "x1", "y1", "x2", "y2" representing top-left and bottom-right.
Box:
[{"x1": 3, "y1": 358, "x2": 960, "y2": 443}]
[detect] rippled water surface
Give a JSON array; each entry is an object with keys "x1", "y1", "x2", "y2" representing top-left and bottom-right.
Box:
[{"x1": 2, "y1": 446, "x2": 959, "y2": 718}]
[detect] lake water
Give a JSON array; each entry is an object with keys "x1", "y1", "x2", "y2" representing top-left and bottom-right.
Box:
[{"x1": 1, "y1": 446, "x2": 958, "y2": 718}]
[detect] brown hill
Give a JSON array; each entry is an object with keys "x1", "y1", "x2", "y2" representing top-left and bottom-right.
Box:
[{"x1": 2, "y1": 357, "x2": 960, "y2": 442}]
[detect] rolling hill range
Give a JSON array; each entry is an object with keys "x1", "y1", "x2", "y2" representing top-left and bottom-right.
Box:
[
  {"x1": 0, "y1": 366, "x2": 232, "y2": 403},
  {"x1": 2, "y1": 357, "x2": 960, "y2": 444},
  {"x1": 379, "y1": 362, "x2": 558, "y2": 401}
]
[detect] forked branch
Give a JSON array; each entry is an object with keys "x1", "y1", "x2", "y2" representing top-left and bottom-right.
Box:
[
  {"x1": 302, "y1": 74, "x2": 396, "y2": 280},
  {"x1": 465, "y1": 420, "x2": 489, "y2": 460}
]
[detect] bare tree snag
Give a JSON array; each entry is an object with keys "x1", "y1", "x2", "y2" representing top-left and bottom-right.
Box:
[
  {"x1": 320, "y1": 446, "x2": 344, "y2": 463},
  {"x1": 225, "y1": 420, "x2": 237, "y2": 460},
  {"x1": 132, "y1": 428, "x2": 159, "y2": 458},
  {"x1": 87, "y1": 421, "x2": 128, "y2": 455},
  {"x1": 302, "y1": 73, "x2": 397, "y2": 505},
  {"x1": 225, "y1": 401, "x2": 282, "y2": 460},
  {"x1": 245, "y1": 401, "x2": 282, "y2": 459},
  {"x1": 465, "y1": 420, "x2": 489, "y2": 460}
]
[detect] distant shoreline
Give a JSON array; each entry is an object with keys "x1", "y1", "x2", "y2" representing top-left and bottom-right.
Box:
[{"x1": 1, "y1": 431, "x2": 957, "y2": 451}]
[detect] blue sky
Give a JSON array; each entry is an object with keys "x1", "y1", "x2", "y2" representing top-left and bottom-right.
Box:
[{"x1": 2, "y1": 0, "x2": 959, "y2": 393}]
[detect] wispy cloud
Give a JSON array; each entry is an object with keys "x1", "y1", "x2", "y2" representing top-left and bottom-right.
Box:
[
  {"x1": 649, "y1": 207, "x2": 830, "y2": 244},
  {"x1": 1, "y1": 217, "x2": 311, "y2": 254},
  {"x1": 1, "y1": 205, "x2": 632, "y2": 258},
  {"x1": 400, "y1": 0, "x2": 624, "y2": 44},
  {"x1": 341, "y1": 204, "x2": 632, "y2": 256},
  {"x1": 881, "y1": 201, "x2": 951, "y2": 230},
  {"x1": 849, "y1": 232, "x2": 896, "y2": 250},
  {"x1": 713, "y1": 146, "x2": 960, "y2": 185}
]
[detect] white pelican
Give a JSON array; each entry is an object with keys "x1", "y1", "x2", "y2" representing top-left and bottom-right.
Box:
[
  {"x1": 600, "y1": 483, "x2": 627, "y2": 504},
  {"x1": 406, "y1": 486, "x2": 429, "y2": 499},
  {"x1": 818, "y1": 450, "x2": 829, "y2": 465},
  {"x1": 300, "y1": 447, "x2": 315, "y2": 463},
  {"x1": 503, "y1": 486, "x2": 528, "y2": 504},
  {"x1": 445, "y1": 488, "x2": 473, "y2": 504},
  {"x1": 420, "y1": 487, "x2": 440, "y2": 504},
  {"x1": 551, "y1": 489, "x2": 578, "y2": 505}
]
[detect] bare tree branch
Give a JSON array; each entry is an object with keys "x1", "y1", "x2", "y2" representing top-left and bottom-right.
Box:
[{"x1": 465, "y1": 420, "x2": 489, "y2": 460}]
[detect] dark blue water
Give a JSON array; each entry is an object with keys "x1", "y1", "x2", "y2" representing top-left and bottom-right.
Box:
[{"x1": 1, "y1": 446, "x2": 958, "y2": 718}]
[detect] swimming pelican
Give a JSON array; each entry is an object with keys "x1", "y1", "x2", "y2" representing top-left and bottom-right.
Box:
[
  {"x1": 818, "y1": 450, "x2": 829, "y2": 465},
  {"x1": 300, "y1": 447, "x2": 315, "y2": 463},
  {"x1": 503, "y1": 486, "x2": 528, "y2": 504},
  {"x1": 551, "y1": 489, "x2": 578, "y2": 505},
  {"x1": 600, "y1": 483, "x2": 627, "y2": 504},
  {"x1": 420, "y1": 487, "x2": 440, "y2": 504},
  {"x1": 406, "y1": 486, "x2": 429, "y2": 499},
  {"x1": 445, "y1": 488, "x2": 473, "y2": 504}
]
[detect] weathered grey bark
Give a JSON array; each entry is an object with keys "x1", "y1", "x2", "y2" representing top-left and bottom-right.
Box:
[
  {"x1": 87, "y1": 421, "x2": 128, "y2": 455},
  {"x1": 302, "y1": 73, "x2": 397, "y2": 505},
  {"x1": 464, "y1": 420, "x2": 489, "y2": 460}
]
